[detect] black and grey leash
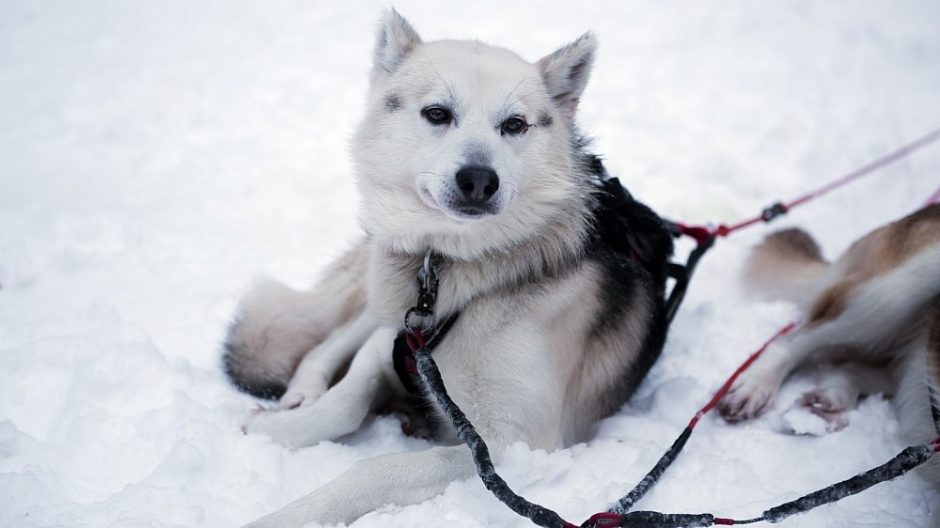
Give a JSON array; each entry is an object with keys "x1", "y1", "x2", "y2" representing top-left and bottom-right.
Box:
[
  {"x1": 401, "y1": 248, "x2": 940, "y2": 528},
  {"x1": 400, "y1": 250, "x2": 572, "y2": 527}
]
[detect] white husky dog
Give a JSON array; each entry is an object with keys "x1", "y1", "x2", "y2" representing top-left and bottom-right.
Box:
[{"x1": 224, "y1": 10, "x2": 675, "y2": 527}]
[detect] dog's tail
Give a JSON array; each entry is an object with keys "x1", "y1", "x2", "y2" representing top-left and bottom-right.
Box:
[
  {"x1": 743, "y1": 228, "x2": 829, "y2": 305},
  {"x1": 222, "y1": 241, "x2": 367, "y2": 399}
]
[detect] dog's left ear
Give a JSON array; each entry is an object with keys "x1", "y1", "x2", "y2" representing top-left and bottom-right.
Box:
[
  {"x1": 537, "y1": 33, "x2": 597, "y2": 120},
  {"x1": 372, "y1": 9, "x2": 423, "y2": 81}
]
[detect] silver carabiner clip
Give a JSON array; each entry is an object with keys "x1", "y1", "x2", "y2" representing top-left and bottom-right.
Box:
[{"x1": 419, "y1": 248, "x2": 435, "y2": 291}]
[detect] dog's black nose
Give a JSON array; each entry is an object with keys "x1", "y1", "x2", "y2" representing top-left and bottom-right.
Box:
[{"x1": 455, "y1": 165, "x2": 500, "y2": 203}]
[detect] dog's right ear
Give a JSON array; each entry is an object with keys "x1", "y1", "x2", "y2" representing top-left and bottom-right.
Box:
[
  {"x1": 372, "y1": 9, "x2": 422, "y2": 80},
  {"x1": 537, "y1": 33, "x2": 597, "y2": 121}
]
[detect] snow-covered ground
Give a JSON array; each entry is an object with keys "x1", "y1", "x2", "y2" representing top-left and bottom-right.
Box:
[{"x1": 2, "y1": 1, "x2": 939, "y2": 527}]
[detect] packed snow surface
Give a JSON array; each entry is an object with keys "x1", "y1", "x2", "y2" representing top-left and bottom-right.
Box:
[{"x1": 2, "y1": 1, "x2": 940, "y2": 527}]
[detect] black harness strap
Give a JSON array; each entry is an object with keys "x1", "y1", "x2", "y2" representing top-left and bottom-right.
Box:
[
  {"x1": 930, "y1": 384, "x2": 940, "y2": 435},
  {"x1": 662, "y1": 234, "x2": 714, "y2": 324},
  {"x1": 594, "y1": 175, "x2": 675, "y2": 290},
  {"x1": 393, "y1": 312, "x2": 460, "y2": 393},
  {"x1": 594, "y1": 174, "x2": 713, "y2": 325}
]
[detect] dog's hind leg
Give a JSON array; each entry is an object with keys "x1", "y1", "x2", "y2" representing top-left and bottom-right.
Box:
[
  {"x1": 719, "y1": 309, "x2": 891, "y2": 422},
  {"x1": 896, "y1": 304, "x2": 940, "y2": 490},
  {"x1": 795, "y1": 361, "x2": 894, "y2": 432},
  {"x1": 721, "y1": 247, "x2": 940, "y2": 423},
  {"x1": 277, "y1": 311, "x2": 379, "y2": 409},
  {"x1": 243, "y1": 326, "x2": 397, "y2": 449}
]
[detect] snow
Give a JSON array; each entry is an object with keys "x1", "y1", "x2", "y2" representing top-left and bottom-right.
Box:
[{"x1": 2, "y1": 1, "x2": 939, "y2": 527}]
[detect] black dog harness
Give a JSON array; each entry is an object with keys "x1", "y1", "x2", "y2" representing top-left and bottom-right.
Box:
[{"x1": 930, "y1": 385, "x2": 940, "y2": 435}]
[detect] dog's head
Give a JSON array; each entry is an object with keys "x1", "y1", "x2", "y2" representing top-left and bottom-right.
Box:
[{"x1": 353, "y1": 10, "x2": 597, "y2": 259}]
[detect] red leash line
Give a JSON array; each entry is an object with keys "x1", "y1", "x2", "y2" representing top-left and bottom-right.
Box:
[
  {"x1": 678, "y1": 127, "x2": 940, "y2": 241},
  {"x1": 784, "y1": 127, "x2": 940, "y2": 211},
  {"x1": 688, "y1": 321, "x2": 799, "y2": 429}
]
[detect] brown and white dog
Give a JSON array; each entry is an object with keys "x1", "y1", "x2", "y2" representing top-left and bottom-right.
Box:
[{"x1": 719, "y1": 203, "x2": 940, "y2": 511}]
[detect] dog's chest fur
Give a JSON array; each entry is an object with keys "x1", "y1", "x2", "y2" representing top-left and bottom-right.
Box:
[
  {"x1": 360, "y1": 192, "x2": 671, "y2": 446},
  {"x1": 364, "y1": 238, "x2": 600, "y2": 446}
]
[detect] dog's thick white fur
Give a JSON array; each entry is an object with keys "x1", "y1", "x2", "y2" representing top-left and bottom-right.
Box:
[
  {"x1": 719, "y1": 205, "x2": 940, "y2": 519},
  {"x1": 223, "y1": 10, "x2": 674, "y2": 527}
]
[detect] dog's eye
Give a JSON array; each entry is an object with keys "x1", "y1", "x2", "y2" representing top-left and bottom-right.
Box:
[
  {"x1": 422, "y1": 106, "x2": 453, "y2": 125},
  {"x1": 500, "y1": 116, "x2": 528, "y2": 136}
]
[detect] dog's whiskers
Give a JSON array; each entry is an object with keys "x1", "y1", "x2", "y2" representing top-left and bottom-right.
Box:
[
  {"x1": 509, "y1": 88, "x2": 546, "y2": 107},
  {"x1": 501, "y1": 76, "x2": 535, "y2": 110}
]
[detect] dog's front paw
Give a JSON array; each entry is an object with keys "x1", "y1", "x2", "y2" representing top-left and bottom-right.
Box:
[
  {"x1": 719, "y1": 373, "x2": 780, "y2": 422},
  {"x1": 242, "y1": 408, "x2": 307, "y2": 449}
]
